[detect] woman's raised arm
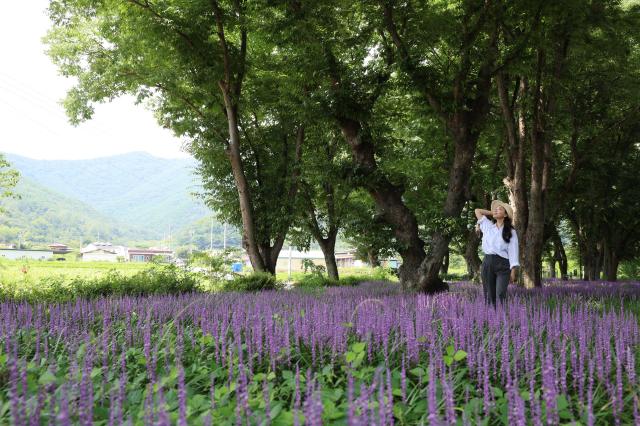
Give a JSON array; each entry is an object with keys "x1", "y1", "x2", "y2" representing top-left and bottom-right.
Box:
[{"x1": 474, "y1": 208, "x2": 492, "y2": 221}]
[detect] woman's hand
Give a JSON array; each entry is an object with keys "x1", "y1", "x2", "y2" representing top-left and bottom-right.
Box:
[
  {"x1": 474, "y1": 208, "x2": 493, "y2": 220},
  {"x1": 510, "y1": 268, "x2": 518, "y2": 284}
]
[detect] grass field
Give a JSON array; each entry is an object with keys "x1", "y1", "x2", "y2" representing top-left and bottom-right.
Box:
[{"x1": 0, "y1": 258, "x2": 151, "y2": 285}]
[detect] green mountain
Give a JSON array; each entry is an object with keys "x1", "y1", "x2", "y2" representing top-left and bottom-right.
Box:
[
  {"x1": 0, "y1": 176, "x2": 150, "y2": 248},
  {"x1": 5, "y1": 152, "x2": 209, "y2": 238}
]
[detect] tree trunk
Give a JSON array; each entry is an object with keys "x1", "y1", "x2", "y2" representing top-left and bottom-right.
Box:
[
  {"x1": 220, "y1": 85, "x2": 266, "y2": 272},
  {"x1": 417, "y1": 131, "x2": 480, "y2": 293},
  {"x1": 258, "y1": 243, "x2": 277, "y2": 274},
  {"x1": 602, "y1": 240, "x2": 619, "y2": 281},
  {"x1": 321, "y1": 245, "x2": 339, "y2": 281},
  {"x1": 548, "y1": 258, "x2": 556, "y2": 278},
  {"x1": 381, "y1": 2, "x2": 496, "y2": 293},
  {"x1": 551, "y1": 228, "x2": 569, "y2": 280},
  {"x1": 463, "y1": 228, "x2": 482, "y2": 283},
  {"x1": 318, "y1": 233, "x2": 339, "y2": 281},
  {"x1": 582, "y1": 242, "x2": 602, "y2": 281},
  {"x1": 497, "y1": 74, "x2": 529, "y2": 262},
  {"x1": 338, "y1": 118, "x2": 430, "y2": 291},
  {"x1": 367, "y1": 249, "x2": 381, "y2": 268},
  {"x1": 440, "y1": 249, "x2": 450, "y2": 275}
]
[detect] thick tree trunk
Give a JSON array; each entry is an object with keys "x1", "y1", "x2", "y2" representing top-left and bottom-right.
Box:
[
  {"x1": 440, "y1": 249, "x2": 450, "y2": 275},
  {"x1": 497, "y1": 74, "x2": 529, "y2": 264},
  {"x1": 551, "y1": 228, "x2": 569, "y2": 280},
  {"x1": 367, "y1": 250, "x2": 381, "y2": 268},
  {"x1": 320, "y1": 240, "x2": 339, "y2": 281},
  {"x1": 417, "y1": 129, "x2": 482, "y2": 293},
  {"x1": 582, "y1": 242, "x2": 602, "y2": 281},
  {"x1": 381, "y1": 2, "x2": 496, "y2": 293},
  {"x1": 463, "y1": 228, "x2": 482, "y2": 283},
  {"x1": 602, "y1": 241, "x2": 619, "y2": 281},
  {"x1": 548, "y1": 258, "x2": 556, "y2": 278},
  {"x1": 338, "y1": 119, "x2": 432, "y2": 291},
  {"x1": 258, "y1": 244, "x2": 277, "y2": 274},
  {"x1": 317, "y1": 232, "x2": 339, "y2": 281}
]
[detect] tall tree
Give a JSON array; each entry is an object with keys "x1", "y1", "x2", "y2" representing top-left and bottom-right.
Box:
[
  {"x1": 494, "y1": 0, "x2": 638, "y2": 286},
  {"x1": 45, "y1": 0, "x2": 304, "y2": 273}
]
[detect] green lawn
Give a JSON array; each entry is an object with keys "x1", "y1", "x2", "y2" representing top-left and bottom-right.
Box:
[{"x1": 0, "y1": 258, "x2": 151, "y2": 286}]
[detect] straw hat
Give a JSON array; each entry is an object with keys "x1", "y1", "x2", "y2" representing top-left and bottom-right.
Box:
[{"x1": 491, "y1": 200, "x2": 514, "y2": 220}]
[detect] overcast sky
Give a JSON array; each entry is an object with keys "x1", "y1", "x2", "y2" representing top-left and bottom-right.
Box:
[{"x1": 0, "y1": 1, "x2": 190, "y2": 160}]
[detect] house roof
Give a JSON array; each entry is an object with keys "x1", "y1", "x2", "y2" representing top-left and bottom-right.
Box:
[{"x1": 128, "y1": 249, "x2": 173, "y2": 255}]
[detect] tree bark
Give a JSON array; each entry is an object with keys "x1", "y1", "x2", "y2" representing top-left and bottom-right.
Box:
[
  {"x1": 497, "y1": 73, "x2": 528, "y2": 263},
  {"x1": 338, "y1": 118, "x2": 432, "y2": 290},
  {"x1": 440, "y1": 249, "x2": 450, "y2": 275},
  {"x1": 367, "y1": 250, "x2": 381, "y2": 268},
  {"x1": 382, "y1": 2, "x2": 497, "y2": 293},
  {"x1": 318, "y1": 235, "x2": 339, "y2": 281},
  {"x1": 463, "y1": 228, "x2": 482, "y2": 282},
  {"x1": 551, "y1": 227, "x2": 569, "y2": 280},
  {"x1": 602, "y1": 240, "x2": 619, "y2": 281}
]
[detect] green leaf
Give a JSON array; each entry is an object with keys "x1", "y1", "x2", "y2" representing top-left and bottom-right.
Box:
[
  {"x1": 342, "y1": 322, "x2": 354, "y2": 328},
  {"x1": 453, "y1": 350, "x2": 467, "y2": 361},
  {"x1": 38, "y1": 370, "x2": 57, "y2": 386},
  {"x1": 269, "y1": 403, "x2": 283, "y2": 420},
  {"x1": 409, "y1": 367, "x2": 425, "y2": 377},
  {"x1": 556, "y1": 394, "x2": 569, "y2": 411},
  {"x1": 492, "y1": 387, "x2": 504, "y2": 398},
  {"x1": 446, "y1": 345, "x2": 455, "y2": 356},
  {"x1": 352, "y1": 342, "x2": 365, "y2": 353},
  {"x1": 444, "y1": 355, "x2": 453, "y2": 366},
  {"x1": 90, "y1": 367, "x2": 102, "y2": 379},
  {"x1": 345, "y1": 352, "x2": 356, "y2": 363}
]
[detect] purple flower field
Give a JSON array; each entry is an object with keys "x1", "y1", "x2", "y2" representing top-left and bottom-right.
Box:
[{"x1": 0, "y1": 280, "x2": 638, "y2": 425}]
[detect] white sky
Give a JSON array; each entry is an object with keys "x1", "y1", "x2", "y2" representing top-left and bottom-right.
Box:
[{"x1": 0, "y1": 1, "x2": 190, "y2": 160}]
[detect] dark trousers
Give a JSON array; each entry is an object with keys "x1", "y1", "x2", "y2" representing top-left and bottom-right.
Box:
[{"x1": 481, "y1": 254, "x2": 510, "y2": 307}]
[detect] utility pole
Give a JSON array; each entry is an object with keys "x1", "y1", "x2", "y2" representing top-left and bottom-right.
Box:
[
  {"x1": 288, "y1": 245, "x2": 292, "y2": 281},
  {"x1": 210, "y1": 217, "x2": 214, "y2": 252},
  {"x1": 223, "y1": 223, "x2": 227, "y2": 250}
]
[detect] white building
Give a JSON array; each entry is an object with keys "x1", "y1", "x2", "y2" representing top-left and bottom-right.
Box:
[
  {"x1": 0, "y1": 249, "x2": 53, "y2": 261},
  {"x1": 79, "y1": 243, "x2": 174, "y2": 263},
  {"x1": 80, "y1": 242, "x2": 128, "y2": 262}
]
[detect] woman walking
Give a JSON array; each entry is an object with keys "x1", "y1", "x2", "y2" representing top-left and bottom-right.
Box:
[{"x1": 474, "y1": 200, "x2": 520, "y2": 307}]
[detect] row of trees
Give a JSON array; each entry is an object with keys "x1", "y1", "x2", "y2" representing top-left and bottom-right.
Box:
[{"x1": 46, "y1": 0, "x2": 640, "y2": 290}]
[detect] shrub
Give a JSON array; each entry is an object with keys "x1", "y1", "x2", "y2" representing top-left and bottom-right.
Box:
[
  {"x1": 222, "y1": 272, "x2": 282, "y2": 292},
  {"x1": 295, "y1": 274, "x2": 339, "y2": 288}
]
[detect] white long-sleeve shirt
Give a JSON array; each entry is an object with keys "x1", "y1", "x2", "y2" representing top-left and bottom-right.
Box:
[{"x1": 477, "y1": 215, "x2": 520, "y2": 269}]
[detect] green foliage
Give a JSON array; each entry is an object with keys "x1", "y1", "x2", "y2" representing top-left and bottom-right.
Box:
[
  {"x1": 222, "y1": 272, "x2": 282, "y2": 292},
  {"x1": 0, "y1": 154, "x2": 19, "y2": 203},
  {"x1": 0, "y1": 263, "x2": 199, "y2": 302},
  {"x1": 295, "y1": 267, "x2": 396, "y2": 288}
]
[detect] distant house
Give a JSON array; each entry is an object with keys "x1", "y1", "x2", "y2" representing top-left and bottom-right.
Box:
[
  {"x1": 0, "y1": 249, "x2": 53, "y2": 261},
  {"x1": 273, "y1": 249, "x2": 357, "y2": 272},
  {"x1": 128, "y1": 248, "x2": 173, "y2": 262},
  {"x1": 79, "y1": 243, "x2": 173, "y2": 263},
  {"x1": 80, "y1": 243, "x2": 128, "y2": 262},
  {"x1": 49, "y1": 243, "x2": 72, "y2": 254}
]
